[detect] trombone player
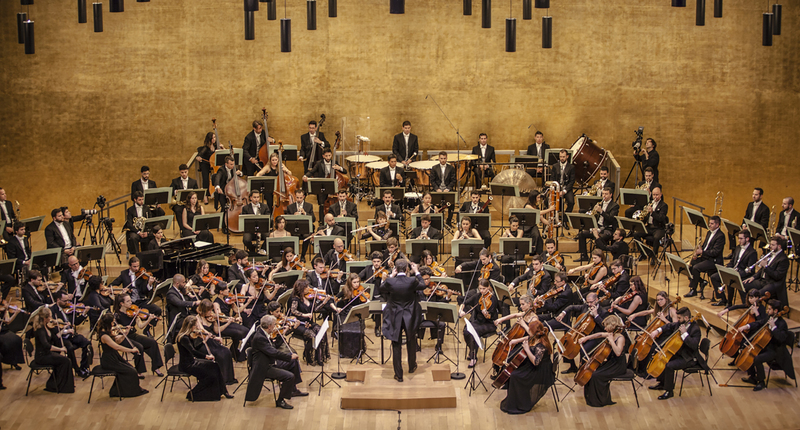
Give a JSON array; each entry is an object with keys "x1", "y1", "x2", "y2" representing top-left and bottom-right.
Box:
[
  {"x1": 576, "y1": 187, "x2": 618, "y2": 262},
  {"x1": 632, "y1": 186, "x2": 669, "y2": 262},
  {"x1": 775, "y1": 197, "x2": 798, "y2": 240}
]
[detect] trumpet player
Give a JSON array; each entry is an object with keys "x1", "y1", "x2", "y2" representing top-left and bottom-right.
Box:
[
  {"x1": 743, "y1": 236, "x2": 790, "y2": 308},
  {"x1": 632, "y1": 186, "x2": 669, "y2": 262},
  {"x1": 577, "y1": 188, "x2": 619, "y2": 262},
  {"x1": 775, "y1": 197, "x2": 798, "y2": 240},
  {"x1": 684, "y1": 216, "x2": 725, "y2": 299},
  {"x1": 624, "y1": 167, "x2": 659, "y2": 219}
]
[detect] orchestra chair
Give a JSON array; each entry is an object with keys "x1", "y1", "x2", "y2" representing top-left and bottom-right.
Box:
[
  {"x1": 677, "y1": 337, "x2": 714, "y2": 397},
  {"x1": 765, "y1": 340, "x2": 797, "y2": 388},
  {"x1": 157, "y1": 343, "x2": 194, "y2": 402},
  {"x1": 238, "y1": 347, "x2": 277, "y2": 407},
  {"x1": 610, "y1": 352, "x2": 641, "y2": 408},
  {"x1": 87, "y1": 366, "x2": 122, "y2": 403},
  {"x1": 24, "y1": 355, "x2": 57, "y2": 396}
]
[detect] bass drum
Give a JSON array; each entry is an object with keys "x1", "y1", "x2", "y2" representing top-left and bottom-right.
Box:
[{"x1": 569, "y1": 135, "x2": 607, "y2": 185}]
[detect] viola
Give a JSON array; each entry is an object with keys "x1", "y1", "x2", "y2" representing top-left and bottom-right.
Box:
[
  {"x1": 734, "y1": 306, "x2": 790, "y2": 372},
  {"x1": 429, "y1": 261, "x2": 447, "y2": 277},
  {"x1": 629, "y1": 296, "x2": 681, "y2": 361},
  {"x1": 594, "y1": 271, "x2": 621, "y2": 297},
  {"x1": 125, "y1": 304, "x2": 161, "y2": 321},
  {"x1": 646, "y1": 314, "x2": 700, "y2": 378}
]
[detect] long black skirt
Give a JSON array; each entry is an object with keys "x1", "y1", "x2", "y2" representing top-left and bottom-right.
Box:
[{"x1": 500, "y1": 355, "x2": 554, "y2": 414}]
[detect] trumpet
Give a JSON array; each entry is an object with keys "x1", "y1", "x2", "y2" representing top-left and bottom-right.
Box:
[
  {"x1": 746, "y1": 251, "x2": 776, "y2": 273},
  {"x1": 586, "y1": 203, "x2": 602, "y2": 216}
]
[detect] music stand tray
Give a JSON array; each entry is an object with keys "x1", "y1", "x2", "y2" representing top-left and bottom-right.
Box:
[
  {"x1": 315, "y1": 235, "x2": 346, "y2": 255},
  {"x1": 489, "y1": 184, "x2": 519, "y2": 199},
  {"x1": 545, "y1": 149, "x2": 573, "y2": 165},
  {"x1": 239, "y1": 215, "x2": 273, "y2": 236},
  {"x1": 788, "y1": 227, "x2": 800, "y2": 253},
  {"x1": 75, "y1": 245, "x2": 105, "y2": 265},
  {"x1": 411, "y1": 213, "x2": 444, "y2": 231},
  {"x1": 453, "y1": 239, "x2": 485, "y2": 259},
  {"x1": 633, "y1": 239, "x2": 657, "y2": 262},
  {"x1": 619, "y1": 188, "x2": 649, "y2": 208},
  {"x1": 144, "y1": 215, "x2": 174, "y2": 232},
  {"x1": 458, "y1": 213, "x2": 490, "y2": 232},
  {"x1": 566, "y1": 213, "x2": 598, "y2": 231},
  {"x1": 576, "y1": 196, "x2": 602, "y2": 213},
  {"x1": 175, "y1": 189, "x2": 206, "y2": 203},
  {"x1": 365, "y1": 240, "x2": 388, "y2": 256},
  {"x1": 683, "y1": 207, "x2": 709, "y2": 230},
  {"x1": 500, "y1": 238, "x2": 531, "y2": 261},
  {"x1": 665, "y1": 252, "x2": 692, "y2": 281},
  {"x1": 193, "y1": 213, "x2": 223, "y2": 231},
  {"x1": 424, "y1": 302, "x2": 458, "y2": 325},
  {"x1": 214, "y1": 149, "x2": 242, "y2": 167},
  {"x1": 248, "y1": 177, "x2": 277, "y2": 194},
  {"x1": 743, "y1": 219, "x2": 768, "y2": 244},
  {"x1": 346, "y1": 260, "x2": 371, "y2": 275},
  {"x1": 309, "y1": 178, "x2": 338, "y2": 197},
  {"x1": 374, "y1": 187, "x2": 404, "y2": 202},
  {"x1": 431, "y1": 277, "x2": 465, "y2": 296},
  {"x1": 334, "y1": 216, "x2": 357, "y2": 240},
  {"x1": 30, "y1": 248, "x2": 61, "y2": 272},
  {"x1": 616, "y1": 216, "x2": 648, "y2": 236},
  {"x1": 429, "y1": 192, "x2": 458, "y2": 209},
  {"x1": 489, "y1": 279, "x2": 511, "y2": 304},
  {"x1": 272, "y1": 270, "x2": 304, "y2": 289},
  {"x1": 136, "y1": 249, "x2": 164, "y2": 272},
  {"x1": 721, "y1": 218, "x2": 742, "y2": 239},
  {"x1": 509, "y1": 208, "x2": 540, "y2": 230},
  {"x1": 0, "y1": 259, "x2": 16, "y2": 276},
  {"x1": 716, "y1": 265, "x2": 746, "y2": 295},
  {"x1": 542, "y1": 264, "x2": 559, "y2": 281},
  {"x1": 265, "y1": 237, "x2": 300, "y2": 259},
  {"x1": 283, "y1": 215, "x2": 313, "y2": 237},
  {"x1": 407, "y1": 239, "x2": 439, "y2": 259},
  {"x1": 20, "y1": 216, "x2": 45, "y2": 234},
  {"x1": 143, "y1": 187, "x2": 171, "y2": 207}
]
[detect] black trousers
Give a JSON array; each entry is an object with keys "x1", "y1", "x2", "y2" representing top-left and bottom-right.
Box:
[
  {"x1": 710, "y1": 272, "x2": 746, "y2": 305},
  {"x1": 657, "y1": 357, "x2": 694, "y2": 391},
  {"x1": 418, "y1": 321, "x2": 446, "y2": 348},
  {"x1": 687, "y1": 259, "x2": 717, "y2": 291},
  {"x1": 747, "y1": 349, "x2": 777, "y2": 383},
  {"x1": 464, "y1": 321, "x2": 496, "y2": 360},
  {"x1": 245, "y1": 361, "x2": 295, "y2": 402},
  {"x1": 578, "y1": 228, "x2": 612, "y2": 256},
  {"x1": 633, "y1": 228, "x2": 666, "y2": 258},
  {"x1": 391, "y1": 319, "x2": 417, "y2": 379},
  {"x1": 62, "y1": 335, "x2": 93, "y2": 371}
]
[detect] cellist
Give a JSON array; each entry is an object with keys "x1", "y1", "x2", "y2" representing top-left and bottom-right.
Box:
[
  {"x1": 716, "y1": 289, "x2": 767, "y2": 366},
  {"x1": 548, "y1": 292, "x2": 609, "y2": 375},
  {"x1": 738, "y1": 299, "x2": 793, "y2": 391},
  {"x1": 578, "y1": 315, "x2": 627, "y2": 407},
  {"x1": 648, "y1": 307, "x2": 702, "y2": 400}
]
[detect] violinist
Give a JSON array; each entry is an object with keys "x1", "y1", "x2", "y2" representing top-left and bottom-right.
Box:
[
  {"x1": 410, "y1": 192, "x2": 438, "y2": 215},
  {"x1": 508, "y1": 255, "x2": 550, "y2": 299},
  {"x1": 48, "y1": 290, "x2": 93, "y2": 378},
  {"x1": 595, "y1": 260, "x2": 629, "y2": 304},
  {"x1": 21, "y1": 270, "x2": 53, "y2": 312},
  {"x1": 459, "y1": 278, "x2": 499, "y2": 369},
  {"x1": 31, "y1": 307, "x2": 75, "y2": 393},
  {"x1": 576, "y1": 187, "x2": 619, "y2": 262},
  {"x1": 363, "y1": 211, "x2": 393, "y2": 241},
  {"x1": 123, "y1": 192, "x2": 152, "y2": 254},
  {"x1": 569, "y1": 249, "x2": 607, "y2": 296},
  {"x1": 195, "y1": 300, "x2": 237, "y2": 385},
  {"x1": 287, "y1": 189, "x2": 315, "y2": 259},
  {"x1": 711, "y1": 230, "x2": 757, "y2": 307},
  {"x1": 212, "y1": 282, "x2": 248, "y2": 362},
  {"x1": 60, "y1": 256, "x2": 86, "y2": 300},
  {"x1": 306, "y1": 257, "x2": 332, "y2": 299},
  {"x1": 550, "y1": 293, "x2": 609, "y2": 374},
  {"x1": 0, "y1": 299, "x2": 24, "y2": 376},
  {"x1": 241, "y1": 190, "x2": 270, "y2": 255},
  {"x1": 96, "y1": 313, "x2": 149, "y2": 397},
  {"x1": 541, "y1": 239, "x2": 565, "y2": 271},
  {"x1": 180, "y1": 191, "x2": 214, "y2": 242},
  {"x1": 288, "y1": 279, "x2": 329, "y2": 366},
  {"x1": 322, "y1": 238, "x2": 350, "y2": 297},
  {"x1": 499, "y1": 318, "x2": 554, "y2": 415},
  {"x1": 165, "y1": 274, "x2": 201, "y2": 342},
  {"x1": 267, "y1": 302, "x2": 300, "y2": 347},
  {"x1": 375, "y1": 190, "x2": 402, "y2": 222},
  {"x1": 269, "y1": 215, "x2": 292, "y2": 238},
  {"x1": 238, "y1": 268, "x2": 272, "y2": 327},
  {"x1": 716, "y1": 289, "x2": 767, "y2": 365},
  {"x1": 609, "y1": 275, "x2": 648, "y2": 328},
  {"x1": 83, "y1": 276, "x2": 113, "y2": 328},
  {"x1": 420, "y1": 250, "x2": 446, "y2": 277},
  {"x1": 189, "y1": 259, "x2": 222, "y2": 299},
  {"x1": 455, "y1": 248, "x2": 502, "y2": 289},
  {"x1": 197, "y1": 131, "x2": 222, "y2": 205},
  {"x1": 110, "y1": 257, "x2": 162, "y2": 332},
  {"x1": 739, "y1": 299, "x2": 794, "y2": 391},
  {"x1": 245, "y1": 314, "x2": 307, "y2": 408},
  {"x1": 383, "y1": 238, "x2": 406, "y2": 270},
  {"x1": 628, "y1": 291, "x2": 678, "y2": 328},
  {"x1": 176, "y1": 316, "x2": 233, "y2": 401},
  {"x1": 648, "y1": 307, "x2": 702, "y2": 400},
  {"x1": 409, "y1": 214, "x2": 441, "y2": 241},
  {"x1": 329, "y1": 189, "x2": 359, "y2": 220},
  {"x1": 5, "y1": 221, "x2": 31, "y2": 275},
  {"x1": 593, "y1": 228, "x2": 629, "y2": 262},
  {"x1": 333, "y1": 274, "x2": 363, "y2": 336},
  {"x1": 227, "y1": 250, "x2": 250, "y2": 285},
  {"x1": 113, "y1": 294, "x2": 165, "y2": 378},
  {"x1": 536, "y1": 272, "x2": 573, "y2": 317},
  {"x1": 380, "y1": 259, "x2": 426, "y2": 382},
  {"x1": 417, "y1": 267, "x2": 448, "y2": 354},
  {"x1": 579, "y1": 315, "x2": 627, "y2": 407},
  {"x1": 268, "y1": 247, "x2": 299, "y2": 283}
]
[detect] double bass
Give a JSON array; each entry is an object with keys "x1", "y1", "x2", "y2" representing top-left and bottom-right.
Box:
[
  {"x1": 225, "y1": 142, "x2": 249, "y2": 233},
  {"x1": 272, "y1": 141, "x2": 299, "y2": 219},
  {"x1": 257, "y1": 108, "x2": 272, "y2": 167},
  {"x1": 306, "y1": 114, "x2": 327, "y2": 168},
  {"x1": 322, "y1": 131, "x2": 350, "y2": 215}
]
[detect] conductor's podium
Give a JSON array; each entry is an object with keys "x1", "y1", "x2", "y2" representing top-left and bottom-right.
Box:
[{"x1": 340, "y1": 364, "x2": 457, "y2": 410}]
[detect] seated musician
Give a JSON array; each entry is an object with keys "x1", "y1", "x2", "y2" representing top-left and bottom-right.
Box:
[
  {"x1": 270, "y1": 215, "x2": 291, "y2": 240},
  {"x1": 227, "y1": 249, "x2": 250, "y2": 285},
  {"x1": 181, "y1": 191, "x2": 214, "y2": 242},
  {"x1": 113, "y1": 294, "x2": 164, "y2": 378},
  {"x1": 44, "y1": 207, "x2": 78, "y2": 258},
  {"x1": 743, "y1": 236, "x2": 790, "y2": 308},
  {"x1": 648, "y1": 307, "x2": 704, "y2": 400},
  {"x1": 375, "y1": 189, "x2": 402, "y2": 222},
  {"x1": 170, "y1": 163, "x2": 198, "y2": 217},
  {"x1": 256, "y1": 151, "x2": 292, "y2": 209},
  {"x1": 738, "y1": 299, "x2": 794, "y2": 391},
  {"x1": 568, "y1": 249, "x2": 607, "y2": 296},
  {"x1": 579, "y1": 315, "x2": 627, "y2": 407},
  {"x1": 685, "y1": 216, "x2": 726, "y2": 299},
  {"x1": 775, "y1": 196, "x2": 799, "y2": 241},
  {"x1": 430, "y1": 151, "x2": 456, "y2": 192},
  {"x1": 452, "y1": 216, "x2": 481, "y2": 242},
  {"x1": 409, "y1": 214, "x2": 441, "y2": 241},
  {"x1": 245, "y1": 314, "x2": 307, "y2": 408},
  {"x1": 61, "y1": 256, "x2": 87, "y2": 300},
  {"x1": 212, "y1": 156, "x2": 242, "y2": 234},
  {"x1": 589, "y1": 166, "x2": 615, "y2": 197},
  {"x1": 194, "y1": 300, "x2": 237, "y2": 385},
  {"x1": 21, "y1": 270, "x2": 53, "y2": 312},
  {"x1": 594, "y1": 259, "x2": 629, "y2": 305},
  {"x1": 536, "y1": 271, "x2": 573, "y2": 318},
  {"x1": 211, "y1": 281, "x2": 248, "y2": 362},
  {"x1": 550, "y1": 292, "x2": 609, "y2": 374},
  {"x1": 240, "y1": 190, "x2": 271, "y2": 254},
  {"x1": 499, "y1": 216, "x2": 525, "y2": 281},
  {"x1": 711, "y1": 230, "x2": 757, "y2": 307},
  {"x1": 455, "y1": 248, "x2": 503, "y2": 291},
  {"x1": 577, "y1": 187, "x2": 619, "y2": 262},
  {"x1": 363, "y1": 211, "x2": 393, "y2": 241},
  {"x1": 609, "y1": 275, "x2": 648, "y2": 328},
  {"x1": 508, "y1": 255, "x2": 550, "y2": 299},
  {"x1": 82, "y1": 276, "x2": 113, "y2": 328},
  {"x1": 594, "y1": 228, "x2": 629, "y2": 262},
  {"x1": 238, "y1": 268, "x2": 273, "y2": 328},
  {"x1": 268, "y1": 247, "x2": 299, "y2": 282},
  {"x1": 739, "y1": 187, "x2": 771, "y2": 250},
  {"x1": 459, "y1": 278, "x2": 499, "y2": 369},
  {"x1": 628, "y1": 291, "x2": 677, "y2": 328},
  {"x1": 0, "y1": 299, "x2": 24, "y2": 377},
  {"x1": 471, "y1": 133, "x2": 496, "y2": 189},
  {"x1": 632, "y1": 186, "x2": 668, "y2": 262},
  {"x1": 110, "y1": 257, "x2": 162, "y2": 330},
  {"x1": 328, "y1": 189, "x2": 358, "y2": 220},
  {"x1": 124, "y1": 192, "x2": 153, "y2": 254},
  {"x1": 95, "y1": 313, "x2": 149, "y2": 398},
  {"x1": 379, "y1": 154, "x2": 405, "y2": 188},
  {"x1": 525, "y1": 130, "x2": 549, "y2": 179},
  {"x1": 411, "y1": 192, "x2": 438, "y2": 215},
  {"x1": 31, "y1": 307, "x2": 75, "y2": 393},
  {"x1": 458, "y1": 191, "x2": 491, "y2": 249},
  {"x1": 322, "y1": 238, "x2": 349, "y2": 297},
  {"x1": 312, "y1": 213, "x2": 345, "y2": 248},
  {"x1": 287, "y1": 189, "x2": 315, "y2": 259},
  {"x1": 383, "y1": 238, "x2": 407, "y2": 270},
  {"x1": 499, "y1": 315, "x2": 554, "y2": 415},
  {"x1": 623, "y1": 167, "x2": 659, "y2": 219},
  {"x1": 717, "y1": 288, "x2": 767, "y2": 365},
  {"x1": 165, "y1": 274, "x2": 201, "y2": 342},
  {"x1": 303, "y1": 148, "x2": 347, "y2": 220},
  {"x1": 288, "y1": 279, "x2": 330, "y2": 366},
  {"x1": 417, "y1": 267, "x2": 450, "y2": 354},
  {"x1": 47, "y1": 290, "x2": 93, "y2": 378},
  {"x1": 175, "y1": 316, "x2": 231, "y2": 401},
  {"x1": 420, "y1": 250, "x2": 446, "y2": 277},
  {"x1": 541, "y1": 239, "x2": 565, "y2": 271},
  {"x1": 359, "y1": 252, "x2": 387, "y2": 337}
]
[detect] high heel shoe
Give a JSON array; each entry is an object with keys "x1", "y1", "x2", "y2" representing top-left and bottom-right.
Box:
[
  {"x1": 223, "y1": 393, "x2": 234, "y2": 399},
  {"x1": 153, "y1": 369, "x2": 164, "y2": 377}
]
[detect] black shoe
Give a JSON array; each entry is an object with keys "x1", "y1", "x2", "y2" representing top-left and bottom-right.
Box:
[
  {"x1": 685, "y1": 290, "x2": 697, "y2": 298},
  {"x1": 12, "y1": 364, "x2": 21, "y2": 371},
  {"x1": 728, "y1": 360, "x2": 737, "y2": 367},
  {"x1": 276, "y1": 399, "x2": 294, "y2": 409},
  {"x1": 699, "y1": 293, "x2": 706, "y2": 300},
  {"x1": 394, "y1": 375, "x2": 403, "y2": 382},
  {"x1": 753, "y1": 383, "x2": 765, "y2": 391},
  {"x1": 741, "y1": 376, "x2": 757, "y2": 385},
  {"x1": 561, "y1": 366, "x2": 578, "y2": 375},
  {"x1": 0, "y1": 385, "x2": 6, "y2": 390},
  {"x1": 711, "y1": 301, "x2": 727, "y2": 307},
  {"x1": 489, "y1": 371, "x2": 499, "y2": 380},
  {"x1": 657, "y1": 391, "x2": 673, "y2": 400},
  {"x1": 138, "y1": 375, "x2": 146, "y2": 380},
  {"x1": 649, "y1": 383, "x2": 664, "y2": 391},
  {"x1": 291, "y1": 390, "x2": 309, "y2": 397},
  {"x1": 153, "y1": 369, "x2": 164, "y2": 377},
  {"x1": 78, "y1": 369, "x2": 90, "y2": 380},
  {"x1": 409, "y1": 364, "x2": 418, "y2": 374},
  {"x1": 223, "y1": 393, "x2": 234, "y2": 399},
  {"x1": 467, "y1": 359, "x2": 476, "y2": 369},
  {"x1": 709, "y1": 297, "x2": 717, "y2": 303}
]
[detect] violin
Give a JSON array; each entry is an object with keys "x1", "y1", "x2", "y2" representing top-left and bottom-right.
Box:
[
  {"x1": 222, "y1": 293, "x2": 249, "y2": 305},
  {"x1": 134, "y1": 267, "x2": 154, "y2": 282},
  {"x1": 39, "y1": 282, "x2": 64, "y2": 293},
  {"x1": 480, "y1": 262, "x2": 494, "y2": 279},
  {"x1": 253, "y1": 279, "x2": 282, "y2": 293},
  {"x1": 352, "y1": 284, "x2": 371, "y2": 303},
  {"x1": 0, "y1": 300, "x2": 27, "y2": 314},
  {"x1": 125, "y1": 304, "x2": 161, "y2": 321},
  {"x1": 583, "y1": 262, "x2": 605, "y2": 287},
  {"x1": 479, "y1": 290, "x2": 492, "y2": 319},
  {"x1": 646, "y1": 313, "x2": 700, "y2": 378},
  {"x1": 78, "y1": 268, "x2": 93, "y2": 281},
  {"x1": 99, "y1": 286, "x2": 126, "y2": 296},
  {"x1": 429, "y1": 261, "x2": 447, "y2": 277},
  {"x1": 46, "y1": 319, "x2": 70, "y2": 330},
  {"x1": 65, "y1": 303, "x2": 98, "y2": 314},
  {"x1": 544, "y1": 251, "x2": 563, "y2": 269},
  {"x1": 304, "y1": 287, "x2": 331, "y2": 302},
  {"x1": 337, "y1": 250, "x2": 355, "y2": 262},
  {"x1": 318, "y1": 267, "x2": 346, "y2": 279},
  {"x1": 630, "y1": 296, "x2": 681, "y2": 361},
  {"x1": 201, "y1": 273, "x2": 226, "y2": 288},
  {"x1": 423, "y1": 284, "x2": 462, "y2": 299},
  {"x1": 734, "y1": 306, "x2": 790, "y2": 372},
  {"x1": 374, "y1": 267, "x2": 389, "y2": 280},
  {"x1": 614, "y1": 289, "x2": 637, "y2": 306},
  {"x1": 594, "y1": 271, "x2": 621, "y2": 297},
  {"x1": 287, "y1": 255, "x2": 306, "y2": 271}
]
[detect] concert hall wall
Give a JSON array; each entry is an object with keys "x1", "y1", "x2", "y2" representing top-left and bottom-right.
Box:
[{"x1": 0, "y1": 0, "x2": 797, "y2": 222}]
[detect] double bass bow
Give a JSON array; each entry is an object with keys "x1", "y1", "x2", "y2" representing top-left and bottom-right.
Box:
[{"x1": 257, "y1": 108, "x2": 273, "y2": 167}]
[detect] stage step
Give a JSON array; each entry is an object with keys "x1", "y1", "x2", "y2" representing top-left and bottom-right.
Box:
[{"x1": 340, "y1": 366, "x2": 457, "y2": 410}]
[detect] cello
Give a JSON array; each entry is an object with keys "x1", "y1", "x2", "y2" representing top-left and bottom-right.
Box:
[
  {"x1": 646, "y1": 313, "x2": 700, "y2": 378},
  {"x1": 491, "y1": 286, "x2": 563, "y2": 367},
  {"x1": 734, "y1": 306, "x2": 790, "y2": 372},
  {"x1": 560, "y1": 307, "x2": 598, "y2": 360},
  {"x1": 492, "y1": 321, "x2": 552, "y2": 389},
  {"x1": 574, "y1": 332, "x2": 619, "y2": 386},
  {"x1": 629, "y1": 296, "x2": 681, "y2": 362},
  {"x1": 272, "y1": 141, "x2": 299, "y2": 219},
  {"x1": 224, "y1": 142, "x2": 249, "y2": 233},
  {"x1": 322, "y1": 131, "x2": 351, "y2": 216}
]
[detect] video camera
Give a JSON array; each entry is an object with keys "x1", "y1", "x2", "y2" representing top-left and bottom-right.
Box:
[{"x1": 631, "y1": 127, "x2": 644, "y2": 150}]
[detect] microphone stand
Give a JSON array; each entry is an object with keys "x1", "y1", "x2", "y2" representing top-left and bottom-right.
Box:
[{"x1": 427, "y1": 95, "x2": 469, "y2": 199}]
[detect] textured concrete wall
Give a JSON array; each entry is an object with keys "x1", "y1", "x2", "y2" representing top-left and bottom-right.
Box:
[{"x1": 0, "y1": 0, "x2": 797, "y2": 223}]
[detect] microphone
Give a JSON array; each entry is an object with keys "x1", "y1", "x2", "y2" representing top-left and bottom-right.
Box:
[{"x1": 425, "y1": 95, "x2": 429, "y2": 99}]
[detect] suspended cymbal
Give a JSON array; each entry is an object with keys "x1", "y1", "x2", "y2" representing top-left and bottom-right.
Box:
[{"x1": 490, "y1": 168, "x2": 538, "y2": 214}]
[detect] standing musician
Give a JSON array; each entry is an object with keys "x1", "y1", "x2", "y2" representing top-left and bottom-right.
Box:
[
  {"x1": 110, "y1": 257, "x2": 163, "y2": 326},
  {"x1": 170, "y1": 163, "x2": 199, "y2": 217},
  {"x1": 685, "y1": 216, "x2": 726, "y2": 299},
  {"x1": 303, "y1": 148, "x2": 347, "y2": 220},
  {"x1": 711, "y1": 230, "x2": 758, "y2": 307},
  {"x1": 738, "y1": 299, "x2": 794, "y2": 391},
  {"x1": 743, "y1": 236, "x2": 790, "y2": 308},
  {"x1": 44, "y1": 207, "x2": 78, "y2": 258},
  {"x1": 459, "y1": 278, "x2": 499, "y2": 369},
  {"x1": 363, "y1": 211, "x2": 393, "y2": 242},
  {"x1": 525, "y1": 130, "x2": 550, "y2": 180},
  {"x1": 775, "y1": 197, "x2": 799, "y2": 240},
  {"x1": 409, "y1": 214, "x2": 441, "y2": 240},
  {"x1": 47, "y1": 290, "x2": 93, "y2": 378},
  {"x1": 300, "y1": 120, "x2": 329, "y2": 172},
  {"x1": 130, "y1": 166, "x2": 163, "y2": 215},
  {"x1": 508, "y1": 255, "x2": 550, "y2": 299},
  {"x1": 392, "y1": 121, "x2": 419, "y2": 168},
  {"x1": 243, "y1": 120, "x2": 272, "y2": 176},
  {"x1": 123, "y1": 192, "x2": 152, "y2": 254},
  {"x1": 0, "y1": 187, "x2": 17, "y2": 242},
  {"x1": 379, "y1": 154, "x2": 406, "y2": 188},
  {"x1": 577, "y1": 187, "x2": 619, "y2": 262},
  {"x1": 380, "y1": 259, "x2": 426, "y2": 382},
  {"x1": 633, "y1": 137, "x2": 660, "y2": 183},
  {"x1": 245, "y1": 314, "x2": 307, "y2": 408},
  {"x1": 21, "y1": 270, "x2": 53, "y2": 312},
  {"x1": 459, "y1": 191, "x2": 491, "y2": 249},
  {"x1": 375, "y1": 190, "x2": 402, "y2": 222},
  {"x1": 287, "y1": 189, "x2": 315, "y2": 259},
  {"x1": 734, "y1": 187, "x2": 771, "y2": 252},
  {"x1": 624, "y1": 167, "x2": 659, "y2": 219},
  {"x1": 328, "y1": 189, "x2": 358, "y2": 220},
  {"x1": 550, "y1": 292, "x2": 610, "y2": 374},
  {"x1": 579, "y1": 315, "x2": 628, "y2": 408},
  {"x1": 197, "y1": 131, "x2": 222, "y2": 204},
  {"x1": 649, "y1": 307, "x2": 704, "y2": 400},
  {"x1": 430, "y1": 151, "x2": 457, "y2": 192},
  {"x1": 550, "y1": 149, "x2": 576, "y2": 215},
  {"x1": 498, "y1": 316, "x2": 554, "y2": 415},
  {"x1": 609, "y1": 275, "x2": 648, "y2": 328},
  {"x1": 212, "y1": 156, "x2": 243, "y2": 234},
  {"x1": 471, "y1": 133, "x2": 496, "y2": 189},
  {"x1": 165, "y1": 274, "x2": 201, "y2": 342},
  {"x1": 568, "y1": 249, "x2": 607, "y2": 296},
  {"x1": 594, "y1": 228, "x2": 629, "y2": 262},
  {"x1": 241, "y1": 190, "x2": 270, "y2": 255},
  {"x1": 632, "y1": 186, "x2": 669, "y2": 261}
]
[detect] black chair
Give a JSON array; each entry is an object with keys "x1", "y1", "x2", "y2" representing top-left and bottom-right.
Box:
[
  {"x1": 237, "y1": 347, "x2": 277, "y2": 407},
  {"x1": 548, "y1": 352, "x2": 563, "y2": 412},
  {"x1": 678, "y1": 338, "x2": 715, "y2": 397},
  {"x1": 87, "y1": 365, "x2": 122, "y2": 403},
  {"x1": 25, "y1": 361, "x2": 57, "y2": 396},
  {"x1": 155, "y1": 343, "x2": 194, "y2": 402},
  {"x1": 766, "y1": 340, "x2": 797, "y2": 388},
  {"x1": 480, "y1": 331, "x2": 500, "y2": 363}
]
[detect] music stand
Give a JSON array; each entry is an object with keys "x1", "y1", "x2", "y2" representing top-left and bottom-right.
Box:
[
  {"x1": 268, "y1": 144, "x2": 298, "y2": 161},
  {"x1": 490, "y1": 183, "x2": 519, "y2": 233},
  {"x1": 514, "y1": 154, "x2": 538, "y2": 174},
  {"x1": 240, "y1": 215, "x2": 272, "y2": 246},
  {"x1": 308, "y1": 318, "x2": 340, "y2": 395},
  {"x1": 743, "y1": 219, "x2": 768, "y2": 246},
  {"x1": 500, "y1": 238, "x2": 531, "y2": 263},
  {"x1": 266, "y1": 237, "x2": 300, "y2": 260},
  {"x1": 509, "y1": 208, "x2": 540, "y2": 232},
  {"x1": 490, "y1": 279, "x2": 512, "y2": 306},
  {"x1": 423, "y1": 302, "x2": 458, "y2": 365},
  {"x1": 616, "y1": 216, "x2": 648, "y2": 238},
  {"x1": 665, "y1": 252, "x2": 692, "y2": 297},
  {"x1": 566, "y1": 213, "x2": 598, "y2": 232},
  {"x1": 0, "y1": 259, "x2": 16, "y2": 277},
  {"x1": 283, "y1": 215, "x2": 313, "y2": 238},
  {"x1": 159, "y1": 236, "x2": 195, "y2": 253},
  {"x1": 576, "y1": 196, "x2": 602, "y2": 212},
  {"x1": 308, "y1": 178, "x2": 338, "y2": 198},
  {"x1": 716, "y1": 265, "x2": 746, "y2": 299},
  {"x1": 459, "y1": 213, "x2": 491, "y2": 233},
  {"x1": 545, "y1": 149, "x2": 573, "y2": 165},
  {"x1": 214, "y1": 149, "x2": 242, "y2": 167},
  {"x1": 334, "y1": 216, "x2": 356, "y2": 248},
  {"x1": 136, "y1": 249, "x2": 164, "y2": 272},
  {"x1": 429, "y1": 192, "x2": 458, "y2": 210},
  {"x1": 684, "y1": 207, "x2": 709, "y2": 251},
  {"x1": 175, "y1": 189, "x2": 206, "y2": 204},
  {"x1": 374, "y1": 186, "x2": 404, "y2": 202},
  {"x1": 247, "y1": 177, "x2": 277, "y2": 195},
  {"x1": 75, "y1": 245, "x2": 105, "y2": 268},
  {"x1": 407, "y1": 239, "x2": 439, "y2": 259},
  {"x1": 193, "y1": 213, "x2": 223, "y2": 232},
  {"x1": 20, "y1": 216, "x2": 44, "y2": 237},
  {"x1": 632, "y1": 239, "x2": 657, "y2": 279},
  {"x1": 411, "y1": 213, "x2": 444, "y2": 232},
  {"x1": 143, "y1": 187, "x2": 171, "y2": 208},
  {"x1": 365, "y1": 240, "x2": 388, "y2": 256},
  {"x1": 454, "y1": 239, "x2": 485, "y2": 260},
  {"x1": 29, "y1": 248, "x2": 61, "y2": 273},
  {"x1": 272, "y1": 270, "x2": 303, "y2": 290},
  {"x1": 343, "y1": 303, "x2": 377, "y2": 365},
  {"x1": 367, "y1": 218, "x2": 399, "y2": 239},
  {"x1": 619, "y1": 188, "x2": 649, "y2": 209},
  {"x1": 431, "y1": 277, "x2": 465, "y2": 296},
  {"x1": 315, "y1": 235, "x2": 346, "y2": 256},
  {"x1": 463, "y1": 317, "x2": 488, "y2": 395},
  {"x1": 144, "y1": 215, "x2": 174, "y2": 232},
  {"x1": 721, "y1": 217, "x2": 742, "y2": 253}
]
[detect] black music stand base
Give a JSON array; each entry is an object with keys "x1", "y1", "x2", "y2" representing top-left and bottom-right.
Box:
[
  {"x1": 308, "y1": 357, "x2": 341, "y2": 396},
  {"x1": 464, "y1": 365, "x2": 487, "y2": 396},
  {"x1": 351, "y1": 316, "x2": 378, "y2": 365},
  {"x1": 425, "y1": 315, "x2": 455, "y2": 366}
]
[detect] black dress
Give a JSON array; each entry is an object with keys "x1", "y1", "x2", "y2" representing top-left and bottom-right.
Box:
[
  {"x1": 289, "y1": 295, "x2": 329, "y2": 365},
  {"x1": 177, "y1": 335, "x2": 226, "y2": 401},
  {"x1": 583, "y1": 337, "x2": 627, "y2": 407},
  {"x1": 182, "y1": 207, "x2": 214, "y2": 242},
  {"x1": 199, "y1": 320, "x2": 236, "y2": 384},
  {"x1": 99, "y1": 338, "x2": 147, "y2": 397},
  {"x1": 115, "y1": 312, "x2": 164, "y2": 373},
  {"x1": 0, "y1": 320, "x2": 24, "y2": 366},
  {"x1": 197, "y1": 145, "x2": 214, "y2": 197},
  {"x1": 500, "y1": 343, "x2": 554, "y2": 414},
  {"x1": 33, "y1": 327, "x2": 74, "y2": 393},
  {"x1": 213, "y1": 297, "x2": 250, "y2": 362}
]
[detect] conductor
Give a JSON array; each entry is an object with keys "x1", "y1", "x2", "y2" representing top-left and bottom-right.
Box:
[{"x1": 380, "y1": 258, "x2": 426, "y2": 382}]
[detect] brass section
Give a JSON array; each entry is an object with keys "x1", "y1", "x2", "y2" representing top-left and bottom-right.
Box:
[{"x1": 0, "y1": 1, "x2": 798, "y2": 221}]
